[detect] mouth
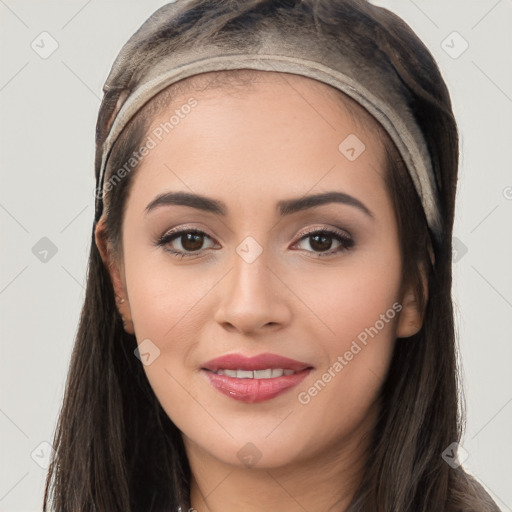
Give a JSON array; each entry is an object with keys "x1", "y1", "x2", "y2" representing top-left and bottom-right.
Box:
[
  {"x1": 200, "y1": 353, "x2": 314, "y2": 403},
  {"x1": 209, "y1": 368, "x2": 298, "y2": 378}
]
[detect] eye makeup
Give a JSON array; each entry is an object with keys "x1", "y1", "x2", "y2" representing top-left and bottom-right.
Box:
[{"x1": 154, "y1": 225, "x2": 355, "y2": 260}]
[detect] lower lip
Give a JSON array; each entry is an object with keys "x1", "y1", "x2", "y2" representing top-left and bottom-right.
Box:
[{"x1": 202, "y1": 368, "x2": 312, "y2": 403}]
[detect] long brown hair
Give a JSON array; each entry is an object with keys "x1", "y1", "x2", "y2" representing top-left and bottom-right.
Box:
[{"x1": 43, "y1": 1, "x2": 500, "y2": 510}]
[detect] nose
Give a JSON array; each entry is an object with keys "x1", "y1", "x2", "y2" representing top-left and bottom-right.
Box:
[{"x1": 213, "y1": 249, "x2": 292, "y2": 335}]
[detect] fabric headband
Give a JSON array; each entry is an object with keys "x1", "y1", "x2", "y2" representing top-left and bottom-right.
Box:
[{"x1": 94, "y1": 1, "x2": 443, "y2": 253}]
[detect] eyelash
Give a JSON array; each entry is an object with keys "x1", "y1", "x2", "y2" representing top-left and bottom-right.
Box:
[{"x1": 155, "y1": 226, "x2": 354, "y2": 260}]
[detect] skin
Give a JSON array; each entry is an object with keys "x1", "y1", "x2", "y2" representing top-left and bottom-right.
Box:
[{"x1": 95, "y1": 71, "x2": 426, "y2": 512}]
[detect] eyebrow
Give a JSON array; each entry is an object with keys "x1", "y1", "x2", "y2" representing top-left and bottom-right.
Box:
[{"x1": 144, "y1": 191, "x2": 374, "y2": 219}]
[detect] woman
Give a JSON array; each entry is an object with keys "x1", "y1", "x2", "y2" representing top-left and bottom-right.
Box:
[{"x1": 43, "y1": 1, "x2": 501, "y2": 510}]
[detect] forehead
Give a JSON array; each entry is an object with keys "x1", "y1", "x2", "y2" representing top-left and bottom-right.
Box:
[
  {"x1": 125, "y1": 69, "x2": 390, "y2": 218},
  {"x1": 145, "y1": 69, "x2": 384, "y2": 140}
]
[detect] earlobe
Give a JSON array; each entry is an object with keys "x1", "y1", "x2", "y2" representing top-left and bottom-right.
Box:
[
  {"x1": 94, "y1": 217, "x2": 110, "y2": 269},
  {"x1": 94, "y1": 217, "x2": 135, "y2": 335},
  {"x1": 94, "y1": 217, "x2": 120, "y2": 284},
  {"x1": 396, "y1": 291, "x2": 423, "y2": 338},
  {"x1": 396, "y1": 265, "x2": 428, "y2": 339}
]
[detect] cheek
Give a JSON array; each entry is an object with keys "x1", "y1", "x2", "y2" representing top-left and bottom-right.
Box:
[
  {"x1": 123, "y1": 255, "x2": 213, "y2": 427},
  {"x1": 290, "y1": 254, "x2": 401, "y2": 430},
  {"x1": 125, "y1": 245, "x2": 211, "y2": 343},
  {"x1": 294, "y1": 250, "x2": 402, "y2": 345}
]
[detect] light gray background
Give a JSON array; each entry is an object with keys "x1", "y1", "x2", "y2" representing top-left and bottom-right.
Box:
[{"x1": 1, "y1": 1, "x2": 511, "y2": 510}]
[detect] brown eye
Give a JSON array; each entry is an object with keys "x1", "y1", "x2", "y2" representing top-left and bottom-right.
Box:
[
  {"x1": 157, "y1": 229, "x2": 216, "y2": 258},
  {"x1": 309, "y1": 233, "x2": 334, "y2": 252},
  {"x1": 294, "y1": 229, "x2": 354, "y2": 257},
  {"x1": 177, "y1": 232, "x2": 204, "y2": 252}
]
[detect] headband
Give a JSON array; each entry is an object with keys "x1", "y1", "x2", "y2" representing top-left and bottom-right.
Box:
[{"x1": 94, "y1": 1, "x2": 443, "y2": 252}]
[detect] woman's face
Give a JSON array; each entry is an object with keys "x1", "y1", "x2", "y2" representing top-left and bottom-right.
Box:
[{"x1": 97, "y1": 72, "x2": 423, "y2": 471}]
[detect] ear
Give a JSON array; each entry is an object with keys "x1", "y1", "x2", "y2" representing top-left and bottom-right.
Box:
[
  {"x1": 396, "y1": 263, "x2": 428, "y2": 339},
  {"x1": 94, "y1": 217, "x2": 135, "y2": 335}
]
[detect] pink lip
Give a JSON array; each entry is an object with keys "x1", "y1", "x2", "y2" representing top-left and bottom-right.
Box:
[
  {"x1": 201, "y1": 352, "x2": 312, "y2": 372},
  {"x1": 201, "y1": 353, "x2": 313, "y2": 403}
]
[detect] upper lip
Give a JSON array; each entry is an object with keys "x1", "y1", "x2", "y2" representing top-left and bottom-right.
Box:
[{"x1": 201, "y1": 353, "x2": 313, "y2": 372}]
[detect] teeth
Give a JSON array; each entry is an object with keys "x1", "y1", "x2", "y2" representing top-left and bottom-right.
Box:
[
  {"x1": 221, "y1": 369, "x2": 238, "y2": 378},
  {"x1": 215, "y1": 368, "x2": 296, "y2": 379},
  {"x1": 254, "y1": 369, "x2": 272, "y2": 378}
]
